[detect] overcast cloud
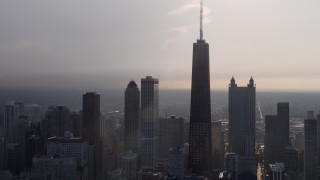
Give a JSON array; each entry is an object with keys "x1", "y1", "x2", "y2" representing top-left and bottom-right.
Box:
[{"x1": 1, "y1": 0, "x2": 320, "y2": 91}]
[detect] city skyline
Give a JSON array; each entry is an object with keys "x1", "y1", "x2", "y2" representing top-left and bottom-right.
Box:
[
  {"x1": 1, "y1": 0, "x2": 320, "y2": 91},
  {"x1": 1, "y1": 1, "x2": 320, "y2": 179}
]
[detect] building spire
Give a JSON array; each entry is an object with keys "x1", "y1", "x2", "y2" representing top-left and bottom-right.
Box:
[{"x1": 200, "y1": 0, "x2": 203, "y2": 40}]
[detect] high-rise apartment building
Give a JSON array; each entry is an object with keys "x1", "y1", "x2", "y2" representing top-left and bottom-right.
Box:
[
  {"x1": 224, "y1": 153, "x2": 239, "y2": 180},
  {"x1": 269, "y1": 163, "x2": 285, "y2": 180},
  {"x1": 168, "y1": 147, "x2": 184, "y2": 180},
  {"x1": 140, "y1": 76, "x2": 159, "y2": 168},
  {"x1": 228, "y1": 77, "x2": 256, "y2": 175},
  {"x1": 304, "y1": 111, "x2": 318, "y2": 180},
  {"x1": 25, "y1": 135, "x2": 41, "y2": 168},
  {"x1": 119, "y1": 151, "x2": 138, "y2": 180},
  {"x1": 12, "y1": 116, "x2": 29, "y2": 169},
  {"x1": 124, "y1": 80, "x2": 140, "y2": 153},
  {"x1": 317, "y1": 113, "x2": 320, "y2": 169},
  {"x1": 32, "y1": 155, "x2": 77, "y2": 180},
  {"x1": 159, "y1": 116, "x2": 184, "y2": 160},
  {"x1": 283, "y1": 144, "x2": 298, "y2": 172},
  {"x1": 24, "y1": 104, "x2": 42, "y2": 122},
  {"x1": 7, "y1": 143, "x2": 23, "y2": 175},
  {"x1": 83, "y1": 92, "x2": 100, "y2": 145},
  {"x1": 43, "y1": 106, "x2": 71, "y2": 139},
  {"x1": 277, "y1": 103, "x2": 289, "y2": 143},
  {"x1": 70, "y1": 111, "x2": 82, "y2": 137},
  {"x1": 0, "y1": 114, "x2": 4, "y2": 137},
  {"x1": 47, "y1": 133, "x2": 89, "y2": 180},
  {"x1": 188, "y1": 1, "x2": 212, "y2": 177},
  {"x1": 82, "y1": 92, "x2": 101, "y2": 180},
  {"x1": 294, "y1": 132, "x2": 305, "y2": 151},
  {"x1": 4, "y1": 102, "x2": 20, "y2": 142},
  {"x1": 0, "y1": 137, "x2": 7, "y2": 171},
  {"x1": 318, "y1": 113, "x2": 320, "y2": 147},
  {"x1": 212, "y1": 121, "x2": 224, "y2": 170},
  {"x1": 265, "y1": 103, "x2": 289, "y2": 168}
]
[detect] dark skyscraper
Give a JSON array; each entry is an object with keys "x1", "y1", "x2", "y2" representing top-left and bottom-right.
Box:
[
  {"x1": 43, "y1": 106, "x2": 71, "y2": 138},
  {"x1": 228, "y1": 77, "x2": 256, "y2": 175},
  {"x1": 4, "y1": 102, "x2": 20, "y2": 143},
  {"x1": 82, "y1": 92, "x2": 101, "y2": 180},
  {"x1": 212, "y1": 121, "x2": 224, "y2": 170},
  {"x1": 188, "y1": 0, "x2": 213, "y2": 176},
  {"x1": 140, "y1": 76, "x2": 159, "y2": 168},
  {"x1": 25, "y1": 135, "x2": 41, "y2": 168},
  {"x1": 0, "y1": 137, "x2": 7, "y2": 171},
  {"x1": 277, "y1": 103, "x2": 290, "y2": 148},
  {"x1": 7, "y1": 143, "x2": 23, "y2": 175},
  {"x1": 124, "y1": 80, "x2": 140, "y2": 153},
  {"x1": 304, "y1": 111, "x2": 318, "y2": 180},
  {"x1": 228, "y1": 77, "x2": 255, "y2": 157},
  {"x1": 159, "y1": 116, "x2": 184, "y2": 160},
  {"x1": 83, "y1": 92, "x2": 100, "y2": 145},
  {"x1": 264, "y1": 103, "x2": 289, "y2": 169},
  {"x1": 70, "y1": 111, "x2": 82, "y2": 137}
]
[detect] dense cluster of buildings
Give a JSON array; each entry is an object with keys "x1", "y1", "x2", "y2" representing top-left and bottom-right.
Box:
[{"x1": 0, "y1": 1, "x2": 320, "y2": 180}]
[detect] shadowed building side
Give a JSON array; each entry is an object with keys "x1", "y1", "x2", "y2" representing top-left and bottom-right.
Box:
[
  {"x1": 188, "y1": 0, "x2": 212, "y2": 177},
  {"x1": 124, "y1": 81, "x2": 140, "y2": 153},
  {"x1": 228, "y1": 77, "x2": 257, "y2": 176},
  {"x1": 188, "y1": 28, "x2": 212, "y2": 179},
  {"x1": 140, "y1": 76, "x2": 159, "y2": 168},
  {"x1": 82, "y1": 92, "x2": 101, "y2": 180}
]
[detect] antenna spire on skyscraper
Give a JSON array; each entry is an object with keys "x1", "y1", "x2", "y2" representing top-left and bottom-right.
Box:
[{"x1": 200, "y1": 0, "x2": 203, "y2": 40}]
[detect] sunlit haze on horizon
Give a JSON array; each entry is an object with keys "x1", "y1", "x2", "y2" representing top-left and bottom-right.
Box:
[{"x1": 1, "y1": 0, "x2": 320, "y2": 91}]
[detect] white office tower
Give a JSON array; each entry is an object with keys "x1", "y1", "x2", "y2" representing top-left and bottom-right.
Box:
[{"x1": 140, "y1": 76, "x2": 159, "y2": 168}]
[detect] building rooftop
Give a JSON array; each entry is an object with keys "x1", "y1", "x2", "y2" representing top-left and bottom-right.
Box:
[{"x1": 47, "y1": 136, "x2": 86, "y2": 143}]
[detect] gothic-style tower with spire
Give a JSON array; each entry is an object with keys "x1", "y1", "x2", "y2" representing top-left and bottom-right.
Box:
[{"x1": 188, "y1": 0, "x2": 213, "y2": 177}]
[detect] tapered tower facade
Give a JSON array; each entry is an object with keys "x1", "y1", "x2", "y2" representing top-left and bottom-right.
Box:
[
  {"x1": 188, "y1": 0, "x2": 213, "y2": 177},
  {"x1": 124, "y1": 81, "x2": 140, "y2": 153}
]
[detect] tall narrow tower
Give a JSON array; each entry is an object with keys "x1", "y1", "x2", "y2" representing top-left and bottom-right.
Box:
[
  {"x1": 228, "y1": 77, "x2": 256, "y2": 175},
  {"x1": 188, "y1": 0, "x2": 213, "y2": 177},
  {"x1": 304, "y1": 111, "x2": 318, "y2": 180},
  {"x1": 264, "y1": 103, "x2": 289, "y2": 169},
  {"x1": 124, "y1": 81, "x2": 140, "y2": 153},
  {"x1": 82, "y1": 92, "x2": 101, "y2": 180},
  {"x1": 140, "y1": 76, "x2": 159, "y2": 168}
]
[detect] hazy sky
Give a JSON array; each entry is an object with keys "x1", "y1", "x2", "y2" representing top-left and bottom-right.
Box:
[{"x1": 1, "y1": 0, "x2": 320, "y2": 91}]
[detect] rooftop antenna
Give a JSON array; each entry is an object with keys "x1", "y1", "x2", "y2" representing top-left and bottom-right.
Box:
[{"x1": 200, "y1": 0, "x2": 204, "y2": 40}]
